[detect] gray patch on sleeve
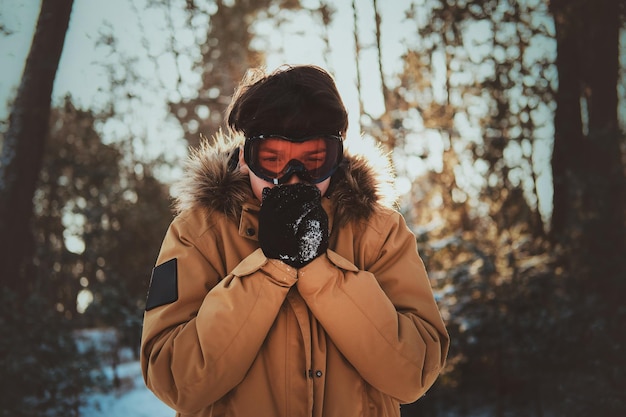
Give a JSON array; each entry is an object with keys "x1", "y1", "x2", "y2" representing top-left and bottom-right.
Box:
[{"x1": 145, "y1": 258, "x2": 178, "y2": 311}]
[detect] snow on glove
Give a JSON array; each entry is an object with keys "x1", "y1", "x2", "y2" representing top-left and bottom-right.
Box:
[{"x1": 258, "y1": 183, "x2": 329, "y2": 268}]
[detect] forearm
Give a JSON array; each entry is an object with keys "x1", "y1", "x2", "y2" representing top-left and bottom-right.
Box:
[
  {"x1": 142, "y1": 251, "x2": 297, "y2": 413},
  {"x1": 297, "y1": 252, "x2": 448, "y2": 403}
]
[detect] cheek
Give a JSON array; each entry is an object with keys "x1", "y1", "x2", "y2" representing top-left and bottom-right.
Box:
[
  {"x1": 249, "y1": 171, "x2": 274, "y2": 201},
  {"x1": 241, "y1": 152, "x2": 273, "y2": 201},
  {"x1": 315, "y1": 179, "x2": 331, "y2": 197}
]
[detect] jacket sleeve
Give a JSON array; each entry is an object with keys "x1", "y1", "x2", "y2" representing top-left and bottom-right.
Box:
[
  {"x1": 296, "y1": 210, "x2": 449, "y2": 403},
  {"x1": 140, "y1": 215, "x2": 297, "y2": 414}
]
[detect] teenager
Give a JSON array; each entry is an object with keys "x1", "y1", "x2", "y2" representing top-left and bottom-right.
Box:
[{"x1": 141, "y1": 65, "x2": 449, "y2": 417}]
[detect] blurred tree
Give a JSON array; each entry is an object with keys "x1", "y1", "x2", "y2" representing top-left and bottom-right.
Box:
[
  {"x1": 547, "y1": 2, "x2": 626, "y2": 415},
  {"x1": 35, "y1": 97, "x2": 172, "y2": 345},
  {"x1": 1, "y1": 92, "x2": 173, "y2": 414},
  {"x1": 167, "y1": 0, "x2": 269, "y2": 147},
  {"x1": 0, "y1": 0, "x2": 73, "y2": 299},
  {"x1": 382, "y1": 0, "x2": 624, "y2": 416},
  {"x1": 0, "y1": 289, "x2": 103, "y2": 416},
  {"x1": 145, "y1": 0, "x2": 334, "y2": 147},
  {"x1": 382, "y1": 0, "x2": 554, "y2": 237},
  {"x1": 550, "y1": 0, "x2": 625, "y2": 280}
]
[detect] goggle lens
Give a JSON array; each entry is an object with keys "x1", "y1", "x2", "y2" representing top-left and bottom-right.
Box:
[{"x1": 244, "y1": 135, "x2": 343, "y2": 184}]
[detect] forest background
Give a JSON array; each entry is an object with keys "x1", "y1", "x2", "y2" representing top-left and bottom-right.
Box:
[{"x1": 0, "y1": 0, "x2": 624, "y2": 416}]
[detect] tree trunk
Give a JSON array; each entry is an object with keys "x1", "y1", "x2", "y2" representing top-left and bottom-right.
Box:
[
  {"x1": 549, "y1": 0, "x2": 625, "y2": 280},
  {"x1": 0, "y1": 0, "x2": 74, "y2": 297}
]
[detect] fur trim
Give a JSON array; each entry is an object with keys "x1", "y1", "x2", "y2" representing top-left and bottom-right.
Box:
[
  {"x1": 172, "y1": 132, "x2": 397, "y2": 224},
  {"x1": 172, "y1": 132, "x2": 250, "y2": 219},
  {"x1": 331, "y1": 136, "x2": 397, "y2": 225}
]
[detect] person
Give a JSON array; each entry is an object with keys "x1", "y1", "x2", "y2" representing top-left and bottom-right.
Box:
[{"x1": 141, "y1": 64, "x2": 449, "y2": 417}]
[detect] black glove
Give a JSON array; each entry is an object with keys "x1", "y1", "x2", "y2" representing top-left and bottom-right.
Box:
[{"x1": 258, "y1": 183, "x2": 329, "y2": 268}]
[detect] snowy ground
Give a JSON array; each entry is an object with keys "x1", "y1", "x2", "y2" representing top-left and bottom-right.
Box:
[
  {"x1": 75, "y1": 328, "x2": 175, "y2": 417},
  {"x1": 80, "y1": 360, "x2": 175, "y2": 417}
]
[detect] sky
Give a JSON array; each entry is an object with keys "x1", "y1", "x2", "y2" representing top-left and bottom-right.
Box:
[
  {"x1": 0, "y1": 0, "x2": 568, "y2": 227},
  {"x1": 0, "y1": 0, "x2": 580, "y2": 316},
  {"x1": 0, "y1": 0, "x2": 424, "y2": 192},
  {"x1": 0, "y1": 0, "x2": 409, "y2": 132},
  {"x1": 0, "y1": 0, "x2": 425, "y2": 255}
]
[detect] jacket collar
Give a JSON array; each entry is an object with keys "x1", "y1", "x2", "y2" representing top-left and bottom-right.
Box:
[{"x1": 172, "y1": 132, "x2": 397, "y2": 226}]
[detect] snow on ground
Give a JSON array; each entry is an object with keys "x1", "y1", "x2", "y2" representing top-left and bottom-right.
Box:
[
  {"x1": 75, "y1": 328, "x2": 175, "y2": 417},
  {"x1": 80, "y1": 361, "x2": 175, "y2": 417}
]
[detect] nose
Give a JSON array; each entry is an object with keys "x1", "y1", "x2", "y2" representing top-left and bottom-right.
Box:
[
  {"x1": 281, "y1": 160, "x2": 308, "y2": 185},
  {"x1": 285, "y1": 174, "x2": 301, "y2": 185}
]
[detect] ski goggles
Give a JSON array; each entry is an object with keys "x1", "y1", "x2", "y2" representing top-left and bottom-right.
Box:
[{"x1": 243, "y1": 134, "x2": 344, "y2": 185}]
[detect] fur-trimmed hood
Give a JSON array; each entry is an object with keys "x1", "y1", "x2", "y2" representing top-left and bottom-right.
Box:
[{"x1": 172, "y1": 132, "x2": 397, "y2": 226}]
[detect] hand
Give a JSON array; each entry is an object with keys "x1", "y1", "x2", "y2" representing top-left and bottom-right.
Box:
[{"x1": 258, "y1": 183, "x2": 329, "y2": 268}]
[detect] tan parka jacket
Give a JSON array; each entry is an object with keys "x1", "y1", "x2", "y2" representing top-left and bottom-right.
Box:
[{"x1": 141, "y1": 134, "x2": 449, "y2": 417}]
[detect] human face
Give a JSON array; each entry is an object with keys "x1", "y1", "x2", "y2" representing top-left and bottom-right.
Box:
[
  {"x1": 243, "y1": 135, "x2": 343, "y2": 185},
  {"x1": 239, "y1": 137, "x2": 338, "y2": 201}
]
